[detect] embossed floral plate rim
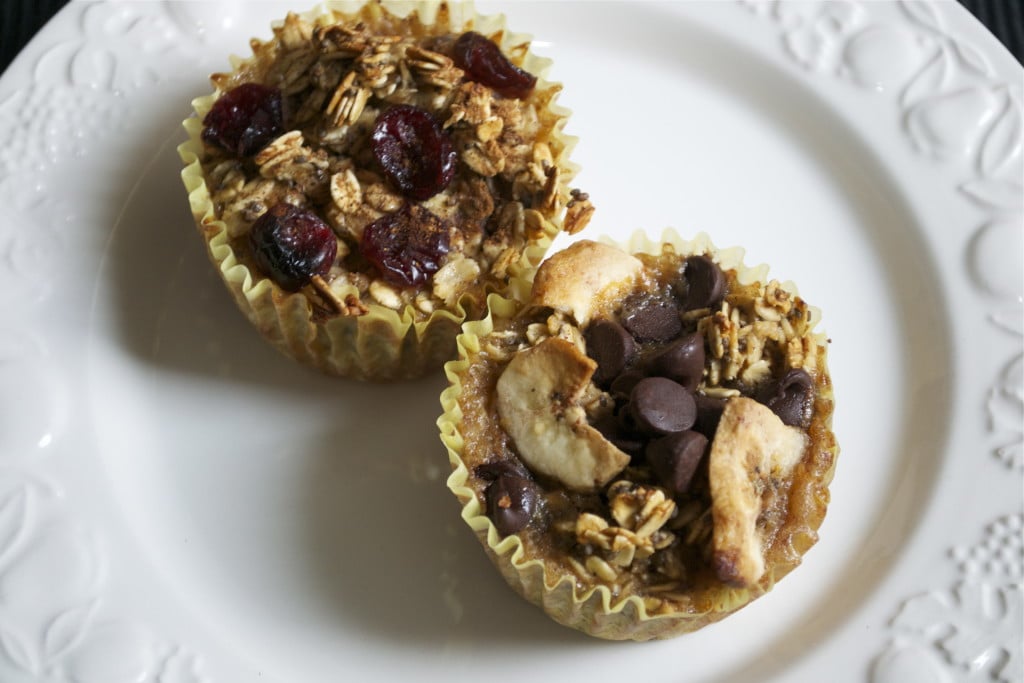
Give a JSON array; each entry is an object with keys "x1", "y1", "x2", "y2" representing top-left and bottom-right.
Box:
[{"x1": 0, "y1": 1, "x2": 1020, "y2": 682}]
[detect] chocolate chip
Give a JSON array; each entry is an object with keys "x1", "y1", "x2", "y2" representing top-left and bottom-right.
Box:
[
  {"x1": 584, "y1": 319, "x2": 636, "y2": 386},
  {"x1": 763, "y1": 368, "x2": 814, "y2": 428},
  {"x1": 647, "y1": 332, "x2": 706, "y2": 391},
  {"x1": 614, "y1": 399, "x2": 641, "y2": 432},
  {"x1": 682, "y1": 255, "x2": 726, "y2": 311},
  {"x1": 621, "y1": 297, "x2": 683, "y2": 342},
  {"x1": 630, "y1": 377, "x2": 696, "y2": 435},
  {"x1": 692, "y1": 393, "x2": 727, "y2": 438},
  {"x1": 591, "y1": 414, "x2": 645, "y2": 461},
  {"x1": 476, "y1": 459, "x2": 531, "y2": 482},
  {"x1": 609, "y1": 369, "x2": 645, "y2": 398},
  {"x1": 485, "y1": 474, "x2": 538, "y2": 536},
  {"x1": 647, "y1": 430, "x2": 708, "y2": 497}
]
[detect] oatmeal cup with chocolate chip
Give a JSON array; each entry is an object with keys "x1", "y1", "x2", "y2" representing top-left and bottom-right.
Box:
[
  {"x1": 438, "y1": 233, "x2": 838, "y2": 640},
  {"x1": 178, "y1": 1, "x2": 590, "y2": 380}
]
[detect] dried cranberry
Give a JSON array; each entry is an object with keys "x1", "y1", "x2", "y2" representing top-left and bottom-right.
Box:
[
  {"x1": 371, "y1": 105, "x2": 456, "y2": 201},
  {"x1": 360, "y1": 204, "x2": 451, "y2": 288},
  {"x1": 249, "y1": 203, "x2": 337, "y2": 291},
  {"x1": 202, "y1": 83, "x2": 285, "y2": 157},
  {"x1": 453, "y1": 31, "x2": 537, "y2": 99}
]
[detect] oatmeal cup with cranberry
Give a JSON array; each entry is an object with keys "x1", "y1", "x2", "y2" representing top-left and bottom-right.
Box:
[
  {"x1": 438, "y1": 233, "x2": 838, "y2": 640},
  {"x1": 178, "y1": 1, "x2": 591, "y2": 380}
]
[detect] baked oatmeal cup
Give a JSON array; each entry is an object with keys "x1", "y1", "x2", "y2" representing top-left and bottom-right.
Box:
[
  {"x1": 439, "y1": 233, "x2": 838, "y2": 640},
  {"x1": 179, "y1": 1, "x2": 590, "y2": 380}
]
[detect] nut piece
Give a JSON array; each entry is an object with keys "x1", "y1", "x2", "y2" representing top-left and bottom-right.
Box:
[
  {"x1": 496, "y1": 337, "x2": 631, "y2": 491},
  {"x1": 531, "y1": 241, "x2": 643, "y2": 326},
  {"x1": 708, "y1": 397, "x2": 808, "y2": 587},
  {"x1": 432, "y1": 254, "x2": 480, "y2": 306},
  {"x1": 563, "y1": 189, "x2": 595, "y2": 235}
]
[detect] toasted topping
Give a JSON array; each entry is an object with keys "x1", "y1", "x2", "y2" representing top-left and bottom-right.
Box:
[
  {"x1": 681, "y1": 255, "x2": 727, "y2": 311},
  {"x1": 431, "y1": 254, "x2": 481, "y2": 306},
  {"x1": 496, "y1": 338, "x2": 630, "y2": 491},
  {"x1": 629, "y1": 377, "x2": 696, "y2": 436},
  {"x1": 485, "y1": 473, "x2": 538, "y2": 536},
  {"x1": 647, "y1": 430, "x2": 708, "y2": 498},
  {"x1": 697, "y1": 279, "x2": 815, "y2": 387},
  {"x1": 563, "y1": 189, "x2": 595, "y2": 235},
  {"x1": 609, "y1": 369, "x2": 644, "y2": 398},
  {"x1": 763, "y1": 368, "x2": 815, "y2": 428},
  {"x1": 531, "y1": 241, "x2": 644, "y2": 326},
  {"x1": 574, "y1": 482, "x2": 677, "y2": 574},
  {"x1": 621, "y1": 296, "x2": 682, "y2": 342},
  {"x1": 255, "y1": 131, "x2": 330, "y2": 198},
  {"x1": 584, "y1": 319, "x2": 636, "y2": 386},
  {"x1": 692, "y1": 393, "x2": 727, "y2": 438},
  {"x1": 709, "y1": 397, "x2": 808, "y2": 587},
  {"x1": 647, "y1": 332, "x2": 705, "y2": 391}
]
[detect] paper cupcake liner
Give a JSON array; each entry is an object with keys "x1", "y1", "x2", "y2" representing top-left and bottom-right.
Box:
[
  {"x1": 178, "y1": 0, "x2": 580, "y2": 381},
  {"x1": 439, "y1": 229, "x2": 838, "y2": 640}
]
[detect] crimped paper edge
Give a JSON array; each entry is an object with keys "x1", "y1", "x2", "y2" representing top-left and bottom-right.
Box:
[
  {"x1": 176, "y1": 0, "x2": 578, "y2": 380},
  {"x1": 438, "y1": 228, "x2": 838, "y2": 640}
]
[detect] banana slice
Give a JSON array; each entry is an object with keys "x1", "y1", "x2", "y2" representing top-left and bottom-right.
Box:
[
  {"x1": 496, "y1": 337, "x2": 631, "y2": 491},
  {"x1": 531, "y1": 240, "x2": 644, "y2": 326},
  {"x1": 709, "y1": 396, "x2": 808, "y2": 587}
]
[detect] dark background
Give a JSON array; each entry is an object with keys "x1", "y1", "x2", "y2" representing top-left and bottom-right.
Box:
[{"x1": 2, "y1": 0, "x2": 1022, "y2": 77}]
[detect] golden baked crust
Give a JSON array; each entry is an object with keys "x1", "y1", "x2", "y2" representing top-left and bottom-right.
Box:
[
  {"x1": 439, "y1": 232, "x2": 838, "y2": 640},
  {"x1": 179, "y1": 1, "x2": 589, "y2": 380}
]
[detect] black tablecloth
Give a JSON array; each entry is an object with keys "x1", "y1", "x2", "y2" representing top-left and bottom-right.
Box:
[
  {"x1": 2, "y1": 1, "x2": 1022, "y2": 78},
  {"x1": 960, "y1": 0, "x2": 1024, "y2": 61},
  {"x1": 2, "y1": 0, "x2": 69, "y2": 74}
]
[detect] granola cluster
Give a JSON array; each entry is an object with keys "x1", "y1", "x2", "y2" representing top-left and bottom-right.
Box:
[
  {"x1": 198, "y1": 9, "x2": 590, "y2": 319},
  {"x1": 571, "y1": 482, "x2": 677, "y2": 583},
  {"x1": 698, "y1": 279, "x2": 817, "y2": 391}
]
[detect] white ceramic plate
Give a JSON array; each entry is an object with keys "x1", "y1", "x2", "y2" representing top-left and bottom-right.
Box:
[{"x1": 1, "y1": 1, "x2": 1021, "y2": 681}]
